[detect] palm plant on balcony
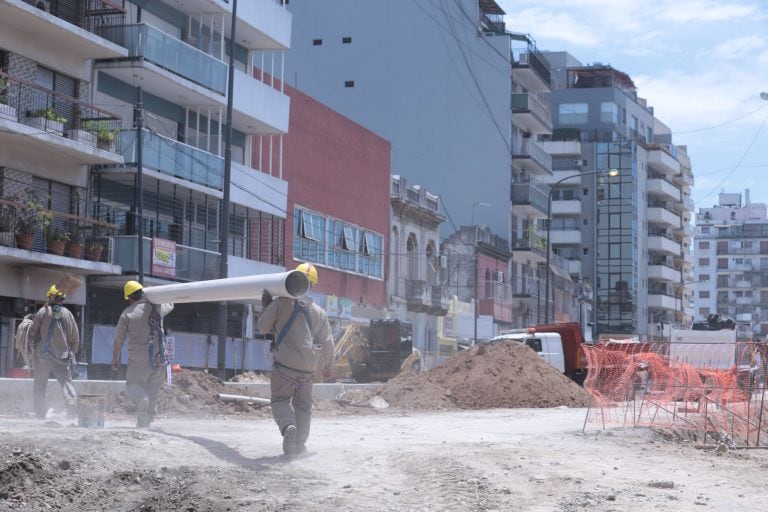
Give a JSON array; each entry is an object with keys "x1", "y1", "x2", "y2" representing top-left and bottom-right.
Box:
[
  {"x1": 15, "y1": 197, "x2": 54, "y2": 250},
  {"x1": 83, "y1": 120, "x2": 118, "y2": 151},
  {"x1": 68, "y1": 222, "x2": 86, "y2": 259}
]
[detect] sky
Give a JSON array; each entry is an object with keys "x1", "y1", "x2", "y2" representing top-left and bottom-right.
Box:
[{"x1": 497, "y1": 0, "x2": 768, "y2": 210}]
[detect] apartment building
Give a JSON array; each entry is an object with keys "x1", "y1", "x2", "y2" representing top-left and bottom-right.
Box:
[
  {"x1": 545, "y1": 52, "x2": 694, "y2": 339},
  {"x1": 0, "y1": 0, "x2": 292, "y2": 375},
  {"x1": 282, "y1": 0, "x2": 513, "y2": 240},
  {"x1": 390, "y1": 175, "x2": 447, "y2": 355},
  {"x1": 693, "y1": 190, "x2": 768, "y2": 337}
]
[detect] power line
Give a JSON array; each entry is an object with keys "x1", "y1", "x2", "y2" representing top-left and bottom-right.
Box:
[{"x1": 671, "y1": 103, "x2": 768, "y2": 135}]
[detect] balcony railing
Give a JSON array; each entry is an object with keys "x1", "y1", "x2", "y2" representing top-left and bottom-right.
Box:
[
  {"x1": 515, "y1": 138, "x2": 552, "y2": 170},
  {"x1": 99, "y1": 23, "x2": 228, "y2": 95},
  {"x1": 113, "y1": 235, "x2": 221, "y2": 282},
  {"x1": 0, "y1": 71, "x2": 121, "y2": 151},
  {"x1": 23, "y1": 0, "x2": 126, "y2": 43},
  {"x1": 405, "y1": 278, "x2": 430, "y2": 312},
  {"x1": 120, "y1": 129, "x2": 224, "y2": 190}
]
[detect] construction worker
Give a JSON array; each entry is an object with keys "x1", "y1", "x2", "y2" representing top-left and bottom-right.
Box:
[
  {"x1": 28, "y1": 285, "x2": 80, "y2": 420},
  {"x1": 111, "y1": 280, "x2": 174, "y2": 428},
  {"x1": 257, "y1": 262, "x2": 334, "y2": 456}
]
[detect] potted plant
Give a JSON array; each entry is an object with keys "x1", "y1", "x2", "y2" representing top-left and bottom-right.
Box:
[
  {"x1": 28, "y1": 108, "x2": 67, "y2": 135},
  {"x1": 0, "y1": 202, "x2": 16, "y2": 247},
  {"x1": 69, "y1": 115, "x2": 98, "y2": 147},
  {"x1": 0, "y1": 77, "x2": 16, "y2": 122},
  {"x1": 46, "y1": 226, "x2": 70, "y2": 256},
  {"x1": 85, "y1": 237, "x2": 104, "y2": 261},
  {"x1": 15, "y1": 198, "x2": 54, "y2": 250},
  {"x1": 68, "y1": 222, "x2": 86, "y2": 258}
]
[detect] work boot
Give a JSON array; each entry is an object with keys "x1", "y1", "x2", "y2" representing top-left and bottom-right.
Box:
[
  {"x1": 282, "y1": 425, "x2": 297, "y2": 455},
  {"x1": 136, "y1": 397, "x2": 150, "y2": 429},
  {"x1": 65, "y1": 400, "x2": 77, "y2": 420},
  {"x1": 295, "y1": 443, "x2": 306, "y2": 455}
]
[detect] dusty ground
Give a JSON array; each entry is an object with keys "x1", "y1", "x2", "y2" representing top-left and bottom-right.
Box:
[
  {"x1": 2, "y1": 407, "x2": 768, "y2": 511},
  {"x1": 3, "y1": 343, "x2": 766, "y2": 511}
]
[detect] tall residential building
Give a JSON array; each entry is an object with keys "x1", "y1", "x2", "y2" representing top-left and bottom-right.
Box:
[
  {"x1": 544, "y1": 52, "x2": 694, "y2": 340},
  {"x1": 0, "y1": 0, "x2": 292, "y2": 375},
  {"x1": 282, "y1": 0, "x2": 513, "y2": 240},
  {"x1": 693, "y1": 190, "x2": 768, "y2": 338}
]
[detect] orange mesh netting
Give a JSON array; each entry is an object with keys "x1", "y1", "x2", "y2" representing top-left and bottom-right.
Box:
[{"x1": 582, "y1": 340, "x2": 768, "y2": 446}]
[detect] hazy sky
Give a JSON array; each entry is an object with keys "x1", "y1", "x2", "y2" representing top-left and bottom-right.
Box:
[{"x1": 498, "y1": 0, "x2": 768, "y2": 209}]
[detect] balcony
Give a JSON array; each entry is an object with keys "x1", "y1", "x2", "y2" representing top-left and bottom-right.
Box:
[
  {"x1": 120, "y1": 129, "x2": 224, "y2": 191},
  {"x1": 428, "y1": 286, "x2": 449, "y2": 316},
  {"x1": 0, "y1": 72, "x2": 123, "y2": 168},
  {"x1": 235, "y1": 0, "x2": 292, "y2": 50},
  {"x1": 0, "y1": 0, "x2": 127, "y2": 67},
  {"x1": 646, "y1": 145, "x2": 680, "y2": 175},
  {"x1": 648, "y1": 234, "x2": 681, "y2": 255},
  {"x1": 647, "y1": 177, "x2": 680, "y2": 201},
  {"x1": 648, "y1": 292, "x2": 679, "y2": 310},
  {"x1": 231, "y1": 161, "x2": 287, "y2": 215},
  {"x1": 405, "y1": 278, "x2": 430, "y2": 312},
  {"x1": 549, "y1": 228, "x2": 582, "y2": 246},
  {"x1": 96, "y1": 23, "x2": 228, "y2": 102},
  {"x1": 551, "y1": 198, "x2": 581, "y2": 216},
  {"x1": 513, "y1": 138, "x2": 552, "y2": 175},
  {"x1": 538, "y1": 139, "x2": 581, "y2": 156},
  {"x1": 113, "y1": 235, "x2": 220, "y2": 282},
  {"x1": 478, "y1": 297, "x2": 513, "y2": 323},
  {"x1": 510, "y1": 179, "x2": 548, "y2": 216},
  {"x1": 511, "y1": 44, "x2": 551, "y2": 92},
  {"x1": 647, "y1": 206, "x2": 681, "y2": 228},
  {"x1": 511, "y1": 93, "x2": 552, "y2": 133},
  {"x1": 233, "y1": 68, "x2": 289, "y2": 134},
  {"x1": 512, "y1": 234, "x2": 547, "y2": 261},
  {"x1": 647, "y1": 264, "x2": 681, "y2": 283}
]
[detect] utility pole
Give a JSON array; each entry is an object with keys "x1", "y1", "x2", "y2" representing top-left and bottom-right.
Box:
[
  {"x1": 217, "y1": 0, "x2": 237, "y2": 379},
  {"x1": 473, "y1": 238, "x2": 479, "y2": 346},
  {"x1": 135, "y1": 86, "x2": 144, "y2": 284}
]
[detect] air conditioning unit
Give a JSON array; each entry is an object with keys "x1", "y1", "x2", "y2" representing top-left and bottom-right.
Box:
[
  {"x1": 573, "y1": 159, "x2": 588, "y2": 167},
  {"x1": 438, "y1": 255, "x2": 448, "y2": 268},
  {"x1": 493, "y1": 270, "x2": 504, "y2": 282}
]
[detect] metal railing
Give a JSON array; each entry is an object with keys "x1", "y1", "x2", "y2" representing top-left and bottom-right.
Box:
[
  {"x1": 23, "y1": 0, "x2": 126, "y2": 43},
  {"x1": 0, "y1": 71, "x2": 121, "y2": 151}
]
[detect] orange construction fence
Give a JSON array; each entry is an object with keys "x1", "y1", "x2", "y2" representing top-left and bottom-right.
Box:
[{"x1": 582, "y1": 341, "x2": 768, "y2": 446}]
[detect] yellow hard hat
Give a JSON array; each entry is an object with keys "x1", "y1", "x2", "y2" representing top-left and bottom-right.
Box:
[
  {"x1": 295, "y1": 262, "x2": 318, "y2": 285},
  {"x1": 124, "y1": 280, "x2": 144, "y2": 300},
  {"x1": 46, "y1": 285, "x2": 65, "y2": 299}
]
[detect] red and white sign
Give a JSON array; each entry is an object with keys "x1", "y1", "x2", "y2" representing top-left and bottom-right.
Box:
[{"x1": 151, "y1": 237, "x2": 177, "y2": 278}]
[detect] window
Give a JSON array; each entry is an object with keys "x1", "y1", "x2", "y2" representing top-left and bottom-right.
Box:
[
  {"x1": 298, "y1": 209, "x2": 324, "y2": 241},
  {"x1": 558, "y1": 103, "x2": 588, "y2": 124},
  {"x1": 698, "y1": 258, "x2": 710, "y2": 266},
  {"x1": 294, "y1": 208, "x2": 325, "y2": 264},
  {"x1": 699, "y1": 291, "x2": 710, "y2": 299},
  {"x1": 342, "y1": 36, "x2": 352, "y2": 44},
  {"x1": 699, "y1": 274, "x2": 710, "y2": 282},
  {"x1": 359, "y1": 230, "x2": 383, "y2": 278},
  {"x1": 600, "y1": 102, "x2": 618, "y2": 123},
  {"x1": 313, "y1": 39, "x2": 322, "y2": 46},
  {"x1": 344, "y1": 80, "x2": 355, "y2": 88},
  {"x1": 699, "y1": 241, "x2": 710, "y2": 250}
]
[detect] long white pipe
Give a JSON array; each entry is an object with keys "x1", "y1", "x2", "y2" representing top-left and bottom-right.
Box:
[{"x1": 143, "y1": 270, "x2": 309, "y2": 304}]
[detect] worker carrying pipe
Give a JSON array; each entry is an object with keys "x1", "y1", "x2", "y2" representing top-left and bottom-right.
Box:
[{"x1": 257, "y1": 263, "x2": 334, "y2": 456}]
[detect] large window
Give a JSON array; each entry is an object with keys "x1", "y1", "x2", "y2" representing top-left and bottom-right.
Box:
[
  {"x1": 293, "y1": 206, "x2": 383, "y2": 279},
  {"x1": 559, "y1": 103, "x2": 588, "y2": 124},
  {"x1": 600, "y1": 102, "x2": 618, "y2": 123}
]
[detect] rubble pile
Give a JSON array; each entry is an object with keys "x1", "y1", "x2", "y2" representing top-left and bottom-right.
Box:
[{"x1": 380, "y1": 342, "x2": 591, "y2": 409}]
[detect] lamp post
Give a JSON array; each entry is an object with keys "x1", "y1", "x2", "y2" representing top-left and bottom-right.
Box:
[{"x1": 544, "y1": 169, "x2": 618, "y2": 323}]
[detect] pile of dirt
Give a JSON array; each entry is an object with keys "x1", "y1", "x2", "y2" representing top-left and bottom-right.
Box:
[
  {"x1": 379, "y1": 342, "x2": 591, "y2": 410},
  {"x1": 108, "y1": 369, "x2": 271, "y2": 418},
  {"x1": 229, "y1": 371, "x2": 270, "y2": 383}
]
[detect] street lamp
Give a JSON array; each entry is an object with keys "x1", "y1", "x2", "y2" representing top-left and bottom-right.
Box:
[{"x1": 544, "y1": 168, "x2": 619, "y2": 323}]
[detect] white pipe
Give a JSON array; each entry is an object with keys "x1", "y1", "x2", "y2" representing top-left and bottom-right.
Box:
[
  {"x1": 143, "y1": 270, "x2": 309, "y2": 304},
  {"x1": 217, "y1": 393, "x2": 270, "y2": 405}
]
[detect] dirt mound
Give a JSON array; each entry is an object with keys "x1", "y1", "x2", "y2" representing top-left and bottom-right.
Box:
[
  {"x1": 109, "y1": 369, "x2": 271, "y2": 418},
  {"x1": 380, "y1": 342, "x2": 591, "y2": 410},
  {"x1": 229, "y1": 371, "x2": 270, "y2": 383}
]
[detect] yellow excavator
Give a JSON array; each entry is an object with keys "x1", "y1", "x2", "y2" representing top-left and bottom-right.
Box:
[{"x1": 327, "y1": 320, "x2": 419, "y2": 383}]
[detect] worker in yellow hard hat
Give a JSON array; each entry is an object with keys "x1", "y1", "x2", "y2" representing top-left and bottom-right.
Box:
[
  {"x1": 112, "y1": 280, "x2": 174, "y2": 428},
  {"x1": 28, "y1": 284, "x2": 80, "y2": 419},
  {"x1": 257, "y1": 263, "x2": 334, "y2": 457}
]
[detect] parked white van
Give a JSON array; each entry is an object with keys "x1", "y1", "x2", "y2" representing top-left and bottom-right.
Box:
[{"x1": 488, "y1": 331, "x2": 566, "y2": 374}]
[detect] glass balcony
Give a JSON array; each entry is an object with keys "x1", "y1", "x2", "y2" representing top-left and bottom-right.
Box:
[
  {"x1": 113, "y1": 235, "x2": 221, "y2": 282},
  {"x1": 112, "y1": 24, "x2": 227, "y2": 95},
  {"x1": 120, "y1": 129, "x2": 224, "y2": 191}
]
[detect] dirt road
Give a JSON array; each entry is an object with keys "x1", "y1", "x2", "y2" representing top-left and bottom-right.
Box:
[{"x1": 2, "y1": 406, "x2": 767, "y2": 511}]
